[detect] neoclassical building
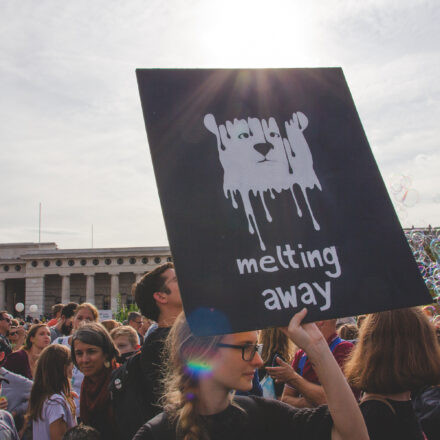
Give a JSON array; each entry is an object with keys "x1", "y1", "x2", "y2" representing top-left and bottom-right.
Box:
[{"x1": 0, "y1": 242, "x2": 171, "y2": 317}]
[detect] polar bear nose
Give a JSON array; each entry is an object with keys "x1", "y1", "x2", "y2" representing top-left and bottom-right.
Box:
[{"x1": 253, "y1": 143, "x2": 273, "y2": 157}]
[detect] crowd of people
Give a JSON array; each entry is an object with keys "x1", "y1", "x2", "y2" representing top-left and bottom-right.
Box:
[{"x1": 0, "y1": 262, "x2": 439, "y2": 439}]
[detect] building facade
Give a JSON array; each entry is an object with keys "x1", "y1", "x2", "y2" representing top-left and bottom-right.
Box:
[{"x1": 0, "y1": 243, "x2": 171, "y2": 317}]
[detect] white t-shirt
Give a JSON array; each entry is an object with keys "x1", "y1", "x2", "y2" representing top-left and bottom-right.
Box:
[
  {"x1": 32, "y1": 394, "x2": 76, "y2": 440},
  {"x1": 52, "y1": 336, "x2": 84, "y2": 414}
]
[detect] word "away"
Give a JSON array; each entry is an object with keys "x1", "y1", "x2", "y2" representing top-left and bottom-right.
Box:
[{"x1": 262, "y1": 281, "x2": 331, "y2": 311}]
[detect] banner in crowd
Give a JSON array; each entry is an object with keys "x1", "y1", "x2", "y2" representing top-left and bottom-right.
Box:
[
  {"x1": 98, "y1": 310, "x2": 113, "y2": 321},
  {"x1": 136, "y1": 68, "x2": 431, "y2": 335}
]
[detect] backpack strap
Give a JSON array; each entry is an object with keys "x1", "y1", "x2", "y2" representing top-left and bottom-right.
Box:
[
  {"x1": 360, "y1": 394, "x2": 396, "y2": 415},
  {"x1": 298, "y1": 336, "x2": 343, "y2": 376},
  {"x1": 298, "y1": 353, "x2": 307, "y2": 376},
  {"x1": 328, "y1": 336, "x2": 342, "y2": 351}
]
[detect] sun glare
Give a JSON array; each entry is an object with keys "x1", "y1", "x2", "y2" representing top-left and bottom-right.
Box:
[{"x1": 199, "y1": 0, "x2": 317, "y2": 67}]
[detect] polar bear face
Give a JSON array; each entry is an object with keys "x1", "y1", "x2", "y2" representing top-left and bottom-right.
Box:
[
  {"x1": 204, "y1": 112, "x2": 321, "y2": 251},
  {"x1": 204, "y1": 114, "x2": 292, "y2": 193}
]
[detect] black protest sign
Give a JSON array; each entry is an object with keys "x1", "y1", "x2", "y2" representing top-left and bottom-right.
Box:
[{"x1": 136, "y1": 68, "x2": 431, "y2": 336}]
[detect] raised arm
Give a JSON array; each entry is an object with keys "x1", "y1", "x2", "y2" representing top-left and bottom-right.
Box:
[{"x1": 285, "y1": 309, "x2": 369, "y2": 440}]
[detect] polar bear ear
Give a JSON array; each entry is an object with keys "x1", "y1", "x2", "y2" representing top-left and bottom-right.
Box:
[
  {"x1": 296, "y1": 112, "x2": 308, "y2": 131},
  {"x1": 204, "y1": 114, "x2": 224, "y2": 150}
]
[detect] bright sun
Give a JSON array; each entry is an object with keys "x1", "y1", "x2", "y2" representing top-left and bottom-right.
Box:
[{"x1": 198, "y1": 0, "x2": 317, "y2": 68}]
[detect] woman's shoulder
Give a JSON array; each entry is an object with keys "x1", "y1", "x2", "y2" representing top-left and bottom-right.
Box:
[
  {"x1": 45, "y1": 394, "x2": 69, "y2": 407},
  {"x1": 360, "y1": 397, "x2": 414, "y2": 423},
  {"x1": 6, "y1": 349, "x2": 27, "y2": 359},
  {"x1": 4, "y1": 349, "x2": 28, "y2": 368},
  {"x1": 133, "y1": 413, "x2": 173, "y2": 440}
]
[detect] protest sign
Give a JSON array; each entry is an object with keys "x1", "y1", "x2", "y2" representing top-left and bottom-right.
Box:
[
  {"x1": 98, "y1": 309, "x2": 113, "y2": 321},
  {"x1": 136, "y1": 68, "x2": 431, "y2": 336}
]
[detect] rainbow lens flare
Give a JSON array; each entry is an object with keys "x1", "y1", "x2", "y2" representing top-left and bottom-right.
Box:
[{"x1": 185, "y1": 360, "x2": 213, "y2": 378}]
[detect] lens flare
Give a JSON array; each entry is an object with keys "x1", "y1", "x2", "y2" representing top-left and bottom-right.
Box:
[{"x1": 185, "y1": 360, "x2": 213, "y2": 378}]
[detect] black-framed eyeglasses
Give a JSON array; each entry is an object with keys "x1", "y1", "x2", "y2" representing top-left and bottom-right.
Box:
[{"x1": 216, "y1": 343, "x2": 263, "y2": 361}]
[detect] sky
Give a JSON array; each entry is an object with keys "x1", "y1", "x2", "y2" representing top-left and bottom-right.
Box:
[{"x1": 0, "y1": 0, "x2": 439, "y2": 249}]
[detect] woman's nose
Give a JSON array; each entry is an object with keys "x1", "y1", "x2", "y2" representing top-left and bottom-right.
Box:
[{"x1": 252, "y1": 352, "x2": 264, "y2": 368}]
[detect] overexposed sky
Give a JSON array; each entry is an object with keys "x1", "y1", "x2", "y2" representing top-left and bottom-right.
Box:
[{"x1": 1, "y1": 0, "x2": 439, "y2": 249}]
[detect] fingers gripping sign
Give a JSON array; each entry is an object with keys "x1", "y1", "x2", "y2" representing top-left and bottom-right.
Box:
[{"x1": 285, "y1": 307, "x2": 325, "y2": 351}]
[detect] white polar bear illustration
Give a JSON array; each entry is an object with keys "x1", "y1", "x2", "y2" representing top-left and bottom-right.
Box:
[{"x1": 204, "y1": 112, "x2": 322, "y2": 251}]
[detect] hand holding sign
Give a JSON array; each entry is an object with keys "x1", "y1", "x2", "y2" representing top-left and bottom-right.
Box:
[{"x1": 284, "y1": 308, "x2": 326, "y2": 352}]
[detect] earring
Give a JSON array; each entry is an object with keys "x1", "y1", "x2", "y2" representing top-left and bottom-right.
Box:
[{"x1": 104, "y1": 360, "x2": 110, "y2": 368}]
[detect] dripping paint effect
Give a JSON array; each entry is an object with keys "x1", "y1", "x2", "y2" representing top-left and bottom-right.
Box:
[
  {"x1": 301, "y1": 187, "x2": 320, "y2": 231},
  {"x1": 260, "y1": 192, "x2": 272, "y2": 222},
  {"x1": 290, "y1": 187, "x2": 303, "y2": 217},
  {"x1": 230, "y1": 190, "x2": 238, "y2": 209},
  {"x1": 242, "y1": 191, "x2": 266, "y2": 251}
]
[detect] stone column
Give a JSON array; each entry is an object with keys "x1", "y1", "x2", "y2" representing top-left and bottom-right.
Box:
[
  {"x1": 86, "y1": 275, "x2": 95, "y2": 305},
  {"x1": 110, "y1": 274, "x2": 119, "y2": 314},
  {"x1": 0, "y1": 281, "x2": 5, "y2": 311},
  {"x1": 61, "y1": 275, "x2": 70, "y2": 304},
  {"x1": 135, "y1": 273, "x2": 143, "y2": 283},
  {"x1": 25, "y1": 277, "x2": 45, "y2": 318}
]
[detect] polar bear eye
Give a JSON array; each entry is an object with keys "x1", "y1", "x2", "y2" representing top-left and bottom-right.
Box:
[
  {"x1": 269, "y1": 132, "x2": 280, "y2": 138},
  {"x1": 238, "y1": 132, "x2": 249, "y2": 139}
]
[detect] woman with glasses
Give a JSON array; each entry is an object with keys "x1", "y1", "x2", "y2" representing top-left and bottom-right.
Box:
[
  {"x1": 133, "y1": 309, "x2": 368, "y2": 440},
  {"x1": 8, "y1": 325, "x2": 26, "y2": 352}
]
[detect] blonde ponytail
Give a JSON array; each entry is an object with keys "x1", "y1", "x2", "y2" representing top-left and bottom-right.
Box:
[
  {"x1": 177, "y1": 396, "x2": 206, "y2": 440},
  {"x1": 161, "y1": 313, "x2": 225, "y2": 440}
]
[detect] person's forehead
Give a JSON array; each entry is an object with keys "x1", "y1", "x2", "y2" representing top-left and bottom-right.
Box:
[
  {"x1": 36, "y1": 326, "x2": 49, "y2": 334},
  {"x1": 222, "y1": 331, "x2": 258, "y2": 345},
  {"x1": 114, "y1": 336, "x2": 131, "y2": 344},
  {"x1": 73, "y1": 340, "x2": 102, "y2": 351}
]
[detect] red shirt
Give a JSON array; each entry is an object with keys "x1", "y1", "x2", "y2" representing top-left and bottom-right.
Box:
[
  {"x1": 291, "y1": 333, "x2": 354, "y2": 385},
  {"x1": 47, "y1": 318, "x2": 58, "y2": 327}
]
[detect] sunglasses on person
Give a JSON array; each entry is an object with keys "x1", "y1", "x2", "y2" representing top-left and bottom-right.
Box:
[
  {"x1": 216, "y1": 343, "x2": 263, "y2": 361},
  {"x1": 8, "y1": 331, "x2": 17, "y2": 337},
  {"x1": 0, "y1": 316, "x2": 11, "y2": 323}
]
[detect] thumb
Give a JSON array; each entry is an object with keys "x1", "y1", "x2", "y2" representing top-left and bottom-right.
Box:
[{"x1": 289, "y1": 307, "x2": 308, "y2": 329}]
